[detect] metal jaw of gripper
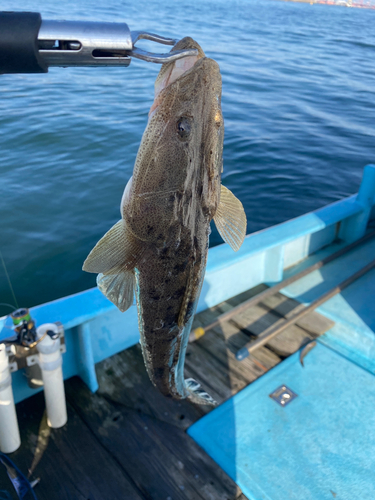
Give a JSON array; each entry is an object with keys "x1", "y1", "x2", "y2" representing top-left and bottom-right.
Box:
[{"x1": 37, "y1": 21, "x2": 199, "y2": 68}]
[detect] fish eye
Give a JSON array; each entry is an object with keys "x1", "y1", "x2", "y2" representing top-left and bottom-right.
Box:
[{"x1": 176, "y1": 117, "x2": 192, "y2": 140}]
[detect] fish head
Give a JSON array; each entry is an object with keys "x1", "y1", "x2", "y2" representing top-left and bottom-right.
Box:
[{"x1": 123, "y1": 38, "x2": 224, "y2": 242}]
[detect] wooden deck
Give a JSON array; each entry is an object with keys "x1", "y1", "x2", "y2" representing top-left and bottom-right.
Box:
[{"x1": 6, "y1": 285, "x2": 333, "y2": 500}]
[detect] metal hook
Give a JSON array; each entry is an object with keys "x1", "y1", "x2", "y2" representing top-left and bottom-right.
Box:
[{"x1": 130, "y1": 31, "x2": 198, "y2": 64}]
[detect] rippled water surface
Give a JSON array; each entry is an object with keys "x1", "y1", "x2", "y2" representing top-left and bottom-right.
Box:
[{"x1": 1, "y1": 0, "x2": 374, "y2": 315}]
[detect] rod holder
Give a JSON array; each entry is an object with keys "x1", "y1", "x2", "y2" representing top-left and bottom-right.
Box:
[
  {"x1": 36, "y1": 324, "x2": 67, "y2": 428},
  {"x1": 0, "y1": 345, "x2": 20, "y2": 453}
]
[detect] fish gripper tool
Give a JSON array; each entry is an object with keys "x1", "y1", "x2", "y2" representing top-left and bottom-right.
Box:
[{"x1": 0, "y1": 12, "x2": 199, "y2": 74}]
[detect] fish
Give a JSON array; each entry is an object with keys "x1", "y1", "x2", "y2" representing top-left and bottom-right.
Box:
[{"x1": 83, "y1": 37, "x2": 247, "y2": 405}]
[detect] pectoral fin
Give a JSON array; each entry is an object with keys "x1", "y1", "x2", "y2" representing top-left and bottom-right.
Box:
[
  {"x1": 214, "y1": 185, "x2": 247, "y2": 252},
  {"x1": 83, "y1": 219, "x2": 144, "y2": 274},
  {"x1": 97, "y1": 268, "x2": 135, "y2": 312}
]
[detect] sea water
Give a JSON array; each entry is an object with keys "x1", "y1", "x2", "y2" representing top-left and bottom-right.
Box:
[{"x1": 0, "y1": 0, "x2": 374, "y2": 314}]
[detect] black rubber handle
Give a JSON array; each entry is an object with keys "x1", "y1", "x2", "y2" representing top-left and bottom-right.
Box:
[{"x1": 0, "y1": 12, "x2": 48, "y2": 74}]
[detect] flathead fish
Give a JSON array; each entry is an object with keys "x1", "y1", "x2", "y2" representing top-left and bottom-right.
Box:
[{"x1": 83, "y1": 38, "x2": 247, "y2": 405}]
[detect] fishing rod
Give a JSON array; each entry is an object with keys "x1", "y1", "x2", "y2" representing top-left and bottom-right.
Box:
[
  {"x1": 189, "y1": 229, "x2": 375, "y2": 342},
  {"x1": 0, "y1": 12, "x2": 198, "y2": 75}
]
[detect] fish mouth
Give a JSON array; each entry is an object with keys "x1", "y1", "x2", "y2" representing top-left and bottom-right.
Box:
[
  {"x1": 149, "y1": 38, "x2": 205, "y2": 119},
  {"x1": 148, "y1": 55, "x2": 199, "y2": 119}
]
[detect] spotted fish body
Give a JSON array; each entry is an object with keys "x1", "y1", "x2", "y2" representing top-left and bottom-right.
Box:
[{"x1": 83, "y1": 38, "x2": 246, "y2": 405}]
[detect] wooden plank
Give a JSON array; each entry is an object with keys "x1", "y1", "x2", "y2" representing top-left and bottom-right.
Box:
[
  {"x1": 194, "y1": 284, "x2": 316, "y2": 358},
  {"x1": 228, "y1": 302, "x2": 316, "y2": 357},
  {"x1": 185, "y1": 341, "x2": 245, "y2": 405},
  {"x1": 260, "y1": 292, "x2": 335, "y2": 335},
  {"x1": 193, "y1": 310, "x2": 263, "y2": 379},
  {"x1": 96, "y1": 343, "x2": 205, "y2": 430},
  {"x1": 212, "y1": 285, "x2": 333, "y2": 338},
  {"x1": 222, "y1": 284, "x2": 268, "y2": 309},
  {"x1": 193, "y1": 308, "x2": 280, "y2": 376},
  {"x1": 12, "y1": 391, "x2": 144, "y2": 500},
  {"x1": 198, "y1": 284, "x2": 333, "y2": 341},
  {"x1": 66, "y1": 377, "x2": 242, "y2": 500},
  {"x1": 196, "y1": 286, "x2": 332, "y2": 358}
]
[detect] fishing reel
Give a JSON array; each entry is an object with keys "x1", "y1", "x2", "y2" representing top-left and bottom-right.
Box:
[
  {"x1": 0, "y1": 308, "x2": 64, "y2": 389},
  {"x1": 1, "y1": 308, "x2": 59, "y2": 348}
]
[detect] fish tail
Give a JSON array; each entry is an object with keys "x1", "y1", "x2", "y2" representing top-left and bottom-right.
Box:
[{"x1": 185, "y1": 378, "x2": 217, "y2": 406}]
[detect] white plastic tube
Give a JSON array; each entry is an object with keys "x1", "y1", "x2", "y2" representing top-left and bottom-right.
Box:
[
  {"x1": 36, "y1": 324, "x2": 67, "y2": 428},
  {"x1": 0, "y1": 344, "x2": 20, "y2": 453}
]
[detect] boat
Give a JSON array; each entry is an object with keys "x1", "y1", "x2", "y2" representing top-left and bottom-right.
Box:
[{"x1": 1, "y1": 163, "x2": 375, "y2": 499}]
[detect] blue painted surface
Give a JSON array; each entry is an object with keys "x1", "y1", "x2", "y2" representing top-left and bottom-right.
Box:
[
  {"x1": 2, "y1": 164, "x2": 375, "y2": 403},
  {"x1": 188, "y1": 343, "x2": 375, "y2": 500},
  {"x1": 279, "y1": 236, "x2": 375, "y2": 373},
  {"x1": 77, "y1": 323, "x2": 99, "y2": 392},
  {"x1": 339, "y1": 165, "x2": 375, "y2": 243},
  {"x1": 200, "y1": 193, "x2": 361, "y2": 308}
]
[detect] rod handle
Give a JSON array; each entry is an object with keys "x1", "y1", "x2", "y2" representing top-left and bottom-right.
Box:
[{"x1": 0, "y1": 12, "x2": 47, "y2": 74}]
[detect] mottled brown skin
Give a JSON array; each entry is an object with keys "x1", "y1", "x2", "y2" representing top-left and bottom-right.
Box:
[{"x1": 123, "y1": 39, "x2": 224, "y2": 399}]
